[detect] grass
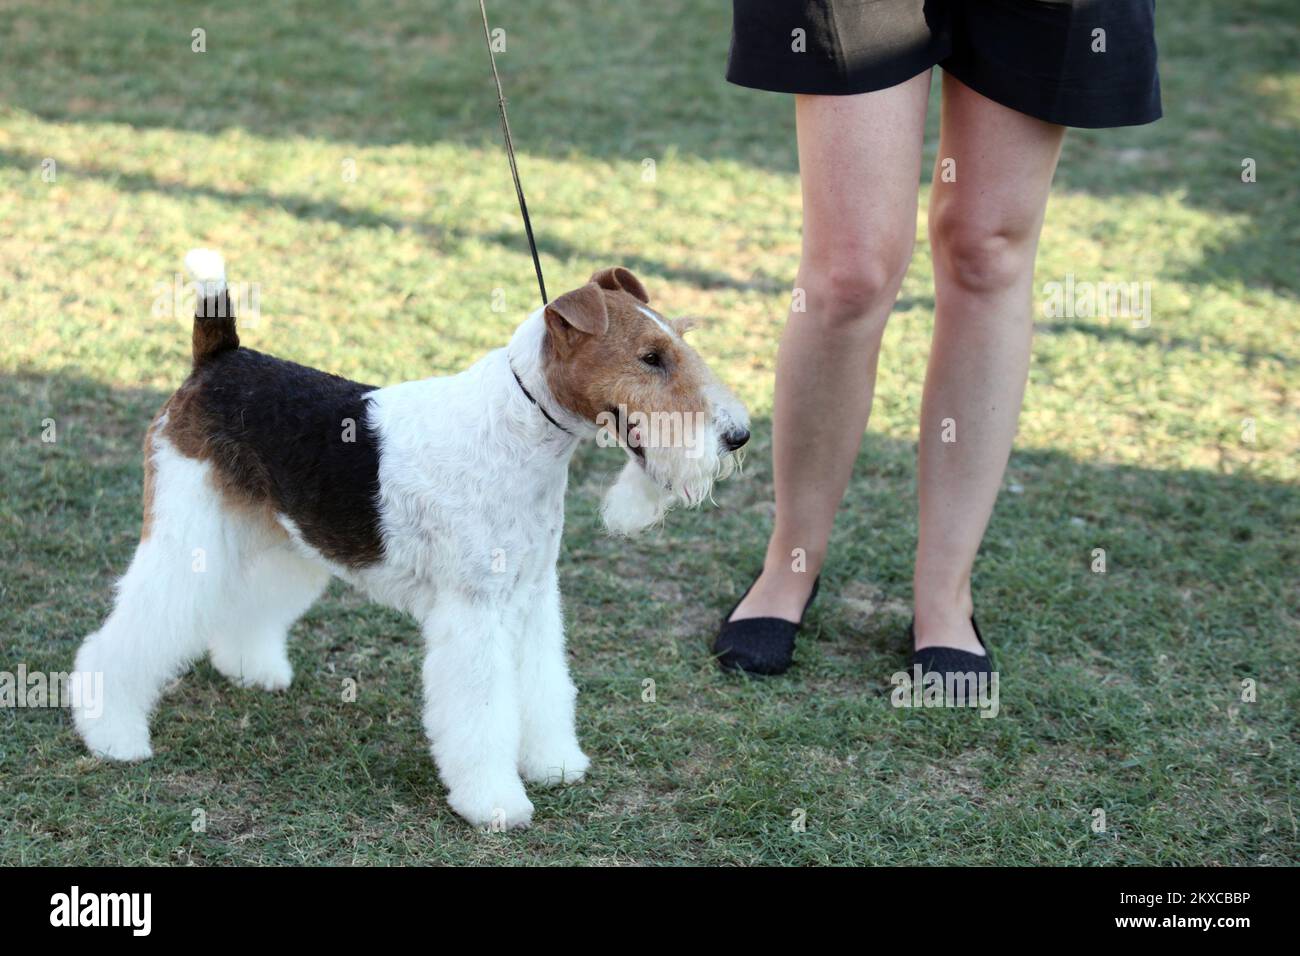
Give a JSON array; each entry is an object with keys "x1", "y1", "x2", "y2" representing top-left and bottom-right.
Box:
[{"x1": 1, "y1": 0, "x2": 1297, "y2": 865}]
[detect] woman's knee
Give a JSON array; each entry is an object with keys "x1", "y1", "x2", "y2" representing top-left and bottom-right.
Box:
[
  {"x1": 930, "y1": 201, "x2": 1038, "y2": 294},
  {"x1": 798, "y1": 243, "x2": 914, "y2": 331}
]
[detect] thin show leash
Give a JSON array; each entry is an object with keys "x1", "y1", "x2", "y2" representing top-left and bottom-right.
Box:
[
  {"x1": 478, "y1": 0, "x2": 547, "y2": 306},
  {"x1": 478, "y1": 0, "x2": 575, "y2": 437}
]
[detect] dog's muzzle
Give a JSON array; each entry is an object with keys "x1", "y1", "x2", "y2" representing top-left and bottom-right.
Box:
[{"x1": 721, "y1": 427, "x2": 750, "y2": 452}]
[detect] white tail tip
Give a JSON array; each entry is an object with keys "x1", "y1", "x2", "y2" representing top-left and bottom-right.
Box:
[{"x1": 184, "y1": 248, "x2": 227, "y2": 298}]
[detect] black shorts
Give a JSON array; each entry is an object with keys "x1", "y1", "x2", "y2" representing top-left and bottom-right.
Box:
[{"x1": 726, "y1": 0, "x2": 1162, "y2": 128}]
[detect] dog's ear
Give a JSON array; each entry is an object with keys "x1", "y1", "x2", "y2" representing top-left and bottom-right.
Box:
[
  {"x1": 589, "y1": 266, "x2": 649, "y2": 304},
  {"x1": 545, "y1": 282, "x2": 609, "y2": 352}
]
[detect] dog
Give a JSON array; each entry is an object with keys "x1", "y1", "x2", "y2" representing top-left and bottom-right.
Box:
[{"x1": 70, "y1": 250, "x2": 748, "y2": 828}]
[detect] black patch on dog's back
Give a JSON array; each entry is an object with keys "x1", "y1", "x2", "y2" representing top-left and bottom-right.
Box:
[{"x1": 167, "y1": 348, "x2": 385, "y2": 567}]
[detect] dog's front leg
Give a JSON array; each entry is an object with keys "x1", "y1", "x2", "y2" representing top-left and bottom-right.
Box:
[
  {"x1": 516, "y1": 574, "x2": 590, "y2": 787},
  {"x1": 421, "y1": 595, "x2": 533, "y2": 830}
]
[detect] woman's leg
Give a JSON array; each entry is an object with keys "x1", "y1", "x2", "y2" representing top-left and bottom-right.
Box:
[
  {"x1": 913, "y1": 73, "x2": 1066, "y2": 652},
  {"x1": 732, "y1": 73, "x2": 931, "y2": 624}
]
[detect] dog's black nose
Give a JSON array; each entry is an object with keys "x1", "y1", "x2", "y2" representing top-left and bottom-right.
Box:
[{"x1": 722, "y1": 427, "x2": 750, "y2": 452}]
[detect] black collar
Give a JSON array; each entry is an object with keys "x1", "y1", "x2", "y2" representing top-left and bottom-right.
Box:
[{"x1": 511, "y1": 367, "x2": 574, "y2": 436}]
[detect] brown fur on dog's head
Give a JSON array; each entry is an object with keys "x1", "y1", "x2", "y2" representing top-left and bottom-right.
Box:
[
  {"x1": 540, "y1": 267, "x2": 749, "y2": 530},
  {"x1": 543, "y1": 267, "x2": 726, "y2": 449}
]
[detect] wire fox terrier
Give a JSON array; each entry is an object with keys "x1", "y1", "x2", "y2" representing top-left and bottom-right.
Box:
[{"x1": 72, "y1": 250, "x2": 749, "y2": 828}]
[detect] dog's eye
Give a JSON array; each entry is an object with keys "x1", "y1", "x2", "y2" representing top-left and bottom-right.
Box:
[{"x1": 640, "y1": 352, "x2": 662, "y2": 368}]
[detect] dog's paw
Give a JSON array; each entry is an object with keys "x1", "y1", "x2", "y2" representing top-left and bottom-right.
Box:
[
  {"x1": 209, "y1": 643, "x2": 293, "y2": 692},
  {"x1": 520, "y1": 746, "x2": 590, "y2": 787},
  {"x1": 447, "y1": 779, "x2": 535, "y2": 831},
  {"x1": 75, "y1": 711, "x2": 153, "y2": 762}
]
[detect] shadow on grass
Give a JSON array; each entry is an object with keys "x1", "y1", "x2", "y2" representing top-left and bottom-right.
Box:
[
  {"x1": 0, "y1": 147, "x2": 789, "y2": 297},
  {"x1": 6, "y1": 365, "x2": 1296, "y2": 673},
  {"x1": 1033, "y1": 319, "x2": 1297, "y2": 370},
  {"x1": 4, "y1": 366, "x2": 1297, "y2": 863},
  {"x1": 1, "y1": 0, "x2": 1296, "y2": 304}
]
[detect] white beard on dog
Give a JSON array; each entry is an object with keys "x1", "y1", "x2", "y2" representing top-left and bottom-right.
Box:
[{"x1": 602, "y1": 459, "x2": 670, "y2": 535}]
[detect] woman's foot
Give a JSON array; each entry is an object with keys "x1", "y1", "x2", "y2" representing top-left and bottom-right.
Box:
[
  {"x1": 912, "y1": 604, "x2": 986, "y2": 656},
  {"x1": 728, "y1": 564, "x2": 820, "y2": 624},
  {"x1": 907, "y1": 615, "x2": 993, "y2": 679},
  {"x1": 714, "y1": 570, "x2": 820, "y2": 676}
]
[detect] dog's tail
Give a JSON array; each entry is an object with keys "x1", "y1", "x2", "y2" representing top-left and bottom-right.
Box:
[{"x1": 184, "y1": 248, "x2": 238, "y2": 365}]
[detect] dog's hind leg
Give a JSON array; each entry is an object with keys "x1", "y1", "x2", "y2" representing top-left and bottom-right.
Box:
[
  {"x1": 208, "y1": 546, "x2": 329, "y2": 691},
  {"x1": 72, "y1": 440, "x2": 252, "y2": 761},
  {"x1": 421, "y1": 595, "x2": 534, "y2": 829}
]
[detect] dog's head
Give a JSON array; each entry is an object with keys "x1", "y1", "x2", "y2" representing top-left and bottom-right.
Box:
[{"x1": 541, "y1": 267, "x2": 749, "y2": 535}]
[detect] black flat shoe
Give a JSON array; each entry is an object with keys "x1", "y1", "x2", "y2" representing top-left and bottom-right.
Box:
[
  {"x1": 907, "y1": 616, "x2": 995, "y2": 678},
  {"x1": 713, "y1": 573, "x2": 820, "y2": 676}
]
